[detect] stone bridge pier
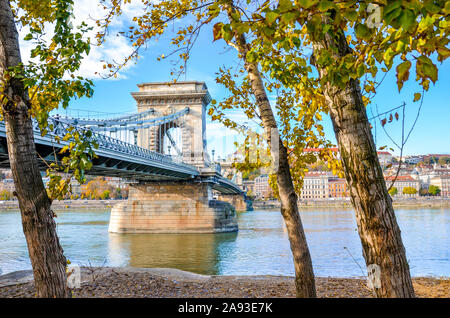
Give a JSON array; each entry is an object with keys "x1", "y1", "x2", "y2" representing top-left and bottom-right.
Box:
[
  {"x1": 109, "y1": 182, "x2": 238, "y2": 233},
  {"x1": 216, "y1": 194, "x2": 248, "y2": 212}
]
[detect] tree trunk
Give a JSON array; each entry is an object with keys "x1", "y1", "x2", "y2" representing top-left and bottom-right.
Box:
[
  {"x1": 225, "y1": 4, "x2": 316, "y2": 298},
  {"x1": 0, "y1": 0, "x2": 69, "y2": 298},
  {"x1": 311, "y1": 20, "x2": 415, "y2": 297}
]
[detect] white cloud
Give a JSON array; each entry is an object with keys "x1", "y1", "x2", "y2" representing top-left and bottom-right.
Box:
[{"x1": 18, "y1": 0, "x2": 143, "y2": 80}]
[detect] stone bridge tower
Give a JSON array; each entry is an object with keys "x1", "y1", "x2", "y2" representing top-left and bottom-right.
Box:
[
  {"x1": 131, "y1": 81, "x2": 211, "y2": 168},
  {"x1": 108, "y1": 81, "x2": 242, "y2": 234}
]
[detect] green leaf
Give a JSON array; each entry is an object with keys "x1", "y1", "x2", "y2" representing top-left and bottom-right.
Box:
[
  {"x1": 416, "y1": 55, "x2": 438, "y2": 83},
  {"x1": 384, "y1": 6, "x2": 402, "y2": 26},
  {"x1": 318, "y1": 0, "x2": 334, "y2": 12},
  {"x1": 298, "y1": 0, "x2": 319, "y2": 9},
  {"x1": 280, "y1": 11, "x2": 297, "y2": 23},
  {"x1": 262, "y1": 26, "x2": 275, "y2": 38},
  {"x1": 344, "y1": 10, "x2": 358, "y2": 22},
  {"x1": 424, "y1": 1, "x2": 440, "y2": 14},
  {"x1": 230, "y1": 11, "x2": 240, "y2": 21},
  {"x1": 356, "y1": 64, "x2": 365, "y2": 78},
  {"x1": 24, "y1": 33, "x2": 33, "y2": 41},
  {"x1": 355, "y1": 23, "x2": 371, "y2": 41},
  {"x1": 213, "y1": 23, "x2": 224, "y2": 41},
  {"x1": 395, "y1": 60, "x2": 411, "y2": 91},
  {"x1": 399, "y1": 9, "x2": 416, "y2": 31},
  {"x1": 444, "y1": 1, "x2": 450, "y2": 15},
  {"x1": 278, "y1": 0, "x2": 293, "y2": 12},
  {"x1": 384, "y1": 0, "x2": 402, "y2": 15},
  {"x1": 436, "y1": 47, "x2": 450, "y2": 62},
  {"x1": 222, "y1": 24, "x2": 233, "y2": 42},
  {"x1": 246, "y1": 51, "x2": 257, "y2": 63},
  {"x1": 382, "y1": 47, "x2": 395, "y2": 67},
  {"x1": 60, "y1": 145, "x2": 69, "y2": 154},
  {"x1": 235, "y1": 23, "x2": 250, "y2": 34},
  {"x1": 265, "y1": 11, "x2": 278, "y2": 25}
]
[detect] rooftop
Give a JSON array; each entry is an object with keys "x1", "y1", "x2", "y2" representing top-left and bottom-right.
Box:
[{"x1": 384, "y1": 175, "x2": 416, "y2": 181}]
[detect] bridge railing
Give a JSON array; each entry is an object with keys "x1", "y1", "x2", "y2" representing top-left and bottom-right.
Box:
[
  {"x1": 56, "y1": 107, "x2": 189, "y2": 132},
  {"x1": 32, "y1": 117, "x2": 198, "y2": 174}
]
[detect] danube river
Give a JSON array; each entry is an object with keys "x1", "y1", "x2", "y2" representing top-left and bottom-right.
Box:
[{"x1": 0, "y1": 208, "x2": 448, "y2": 277}]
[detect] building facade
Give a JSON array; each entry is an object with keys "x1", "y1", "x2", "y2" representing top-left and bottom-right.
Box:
[
  {"x1": 405, "y1": 156, "x2": 423, "y2": 164},
  {"x1": 299, "y1": 172, "x2": 331, "y2": 199},
  {"x1": 430, "y1": 175, "x2": 450, "y2": 197},
  {"x1": 385, "y1": 176, "x2": 420, "y2": 196},
  {"x1": 377, "y1": 151, "x2": 393, "y2": 165},
  {"x1": 242, "y1": 179, "x2": 255, "y2": 196},
  {"x1": 328, "y1": 177, "x2": 348, "y2": 198},
  {"x1": 254, "y1": 175, "x2": 272, "y2": 199}
]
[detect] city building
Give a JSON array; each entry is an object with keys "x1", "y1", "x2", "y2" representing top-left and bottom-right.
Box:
[
  {"x1": 431, "y1": 166, "x2": 450, "y2": 175},
  {"x1": 417, "y1": 172, "x2": 433, "y2": 189},
  {"x1": 0, "y1": 168, "x2": 13, "y2": 179},
  {"x1": 377, "y1": 151, "x2": 393, "y2": 165},
  {"x1": 299, "y1": 172, "x2": 331, "y2": 199},
  {"x1": 254, "y1": 174, "x2": 272, "y2": 199},
  {"x1": 423, "y1": 154, "x2": 450, "y2": 162},
  {"x1": 384, "y1": 176, "x2": 420, "y2": 196},
  {"x1": 405, "y1": 155, "x2": 424, "y2": 164},
  {"x1": 242, "y1": 179, "x2": 255, "y2": 196},
  {"x1": 384, "y1": 164, "x2": 416, "y2": 176},
  {"x1": 0, "y1": 178, "x2": 15, "y2": 192},
  {"x1": 430, "y1": 175, "x2": 450, "y2": 197},
  {"x1": 328, "y1": 177, "x2": 348, "y2": 198},
  {"x1": 303, "y1": 148, "x2": 392, "y2": 166}
]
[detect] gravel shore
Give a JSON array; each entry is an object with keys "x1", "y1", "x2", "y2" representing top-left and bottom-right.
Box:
[{"x1": 0, "y1": 267, "x2": 448, "y2": 298}]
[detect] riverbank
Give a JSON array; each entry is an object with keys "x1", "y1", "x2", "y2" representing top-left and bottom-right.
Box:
[
  {"x1": 253, "y1": 197, "x2": 450, "y2": 209},
  {"x1": 1, "y1": 197, "x2": 449, "y2": 212},
  {"x1": 0, "y1": 199, "x2": 125, "y2": 211},
  {"x1": 0, "y1": 267, "x2": 448, "y2": 298}
]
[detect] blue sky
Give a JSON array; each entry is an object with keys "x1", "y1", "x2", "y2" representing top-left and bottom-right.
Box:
[{"x1": 25, "y1": 1, "x2": 449, "y2": 159}]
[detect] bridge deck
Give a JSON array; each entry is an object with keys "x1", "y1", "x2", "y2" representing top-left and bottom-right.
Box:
[{"x1": 0, "y1": 119, "x2": 242, "y2": 194}]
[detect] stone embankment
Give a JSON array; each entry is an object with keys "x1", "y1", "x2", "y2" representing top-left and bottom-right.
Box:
[
  {"x1": 1, "y1": 197, "x2": 448, "y2": 212},
  {"x1": 0, "y1": 199, "x2": 125, "y2": 211},
  {"x1": 253, "y1": 197, "x2": 450, "y2": 210}
]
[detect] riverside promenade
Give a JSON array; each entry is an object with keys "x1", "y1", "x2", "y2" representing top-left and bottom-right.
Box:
[
  {"x1": 1, "y1": 197, "x2": 449, "y2": 211},
  {"x1": 253, "y1": 197, "x2": 450, "y2": 210},
  {"x1": 0, "y1": 199, "x2": 125, "y2": 211}
]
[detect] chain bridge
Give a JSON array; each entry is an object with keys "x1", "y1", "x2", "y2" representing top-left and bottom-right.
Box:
[{"x1": 0, "y1": 81, "x2": 246, "y2": 233}]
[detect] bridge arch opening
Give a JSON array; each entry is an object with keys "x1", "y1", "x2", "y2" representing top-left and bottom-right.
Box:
[
  {"x1": 162, "y1": 126, "x2": 183, "y2": 157},
  {"x1": 153, "y1": 121, "x2": 184, "y2": 158}
]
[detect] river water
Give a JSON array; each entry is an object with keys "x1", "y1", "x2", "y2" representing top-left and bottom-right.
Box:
[{"x1": 0, "y1": 208, "x2": 448, "y2": 277}]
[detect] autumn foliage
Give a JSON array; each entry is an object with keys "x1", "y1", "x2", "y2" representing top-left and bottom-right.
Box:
[{"x1": 80, "y1": 177, "x2": 128, "y2": 200}]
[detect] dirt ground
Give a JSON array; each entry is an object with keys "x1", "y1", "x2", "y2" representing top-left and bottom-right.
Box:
[{"x1": 0, "y1": 267, "x2": 448, "y2": 298}]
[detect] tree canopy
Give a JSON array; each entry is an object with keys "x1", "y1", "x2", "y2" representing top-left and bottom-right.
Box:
[
  {"x1": 94, "y1": 0, "x2": 448, "y2": 193},
  {"x1": 429, "y1": 184, "x2": 441, "y2": 195},
  {"x1": 388, "y1": 186, "x2": 398, "y2": 196},
  {"x1": 4, "y1": 0, "x2": 98, "y2": 200},
  {"x1": 402, "y1": 186, "x2": 417, "y2": 194}
]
